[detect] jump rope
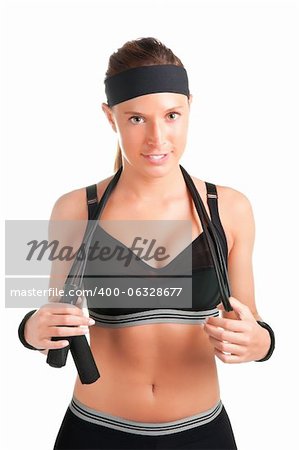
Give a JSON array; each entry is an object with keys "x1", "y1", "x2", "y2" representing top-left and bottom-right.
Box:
[{"x1": 46, "y1": 165, "x2": 233, "y2": 384}]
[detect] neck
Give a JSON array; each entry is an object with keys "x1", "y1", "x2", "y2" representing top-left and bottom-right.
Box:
[{"x1": 116, "y1": 163, "x2": 187, "y2": 202}]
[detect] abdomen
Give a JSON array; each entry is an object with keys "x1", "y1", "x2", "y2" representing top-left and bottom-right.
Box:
[{"x1": 73, "y1": 323, "x2": 221, "y2": 421}]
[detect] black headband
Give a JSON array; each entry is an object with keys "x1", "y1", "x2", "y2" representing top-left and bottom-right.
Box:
[{"x1": 104, "y1": 64, "x2": 190, "y2": 107}]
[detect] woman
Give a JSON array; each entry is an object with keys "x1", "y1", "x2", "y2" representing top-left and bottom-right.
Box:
[{"x1": 19, "y1": 37, "x2": 274, "y2": 450}]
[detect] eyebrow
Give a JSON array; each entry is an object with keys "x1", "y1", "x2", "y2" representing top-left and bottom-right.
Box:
[{"x1": 123, "y1": 105, "x2": 185, "y2": 115}]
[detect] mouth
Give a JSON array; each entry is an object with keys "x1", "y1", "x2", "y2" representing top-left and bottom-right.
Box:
[{"x1": 142, "y1": 153, "x2": 168, "y2": 161}]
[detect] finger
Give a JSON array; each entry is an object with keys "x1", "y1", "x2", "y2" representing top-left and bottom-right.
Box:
[
  {"x1": 74, "y1": 296, "x2": 86, "y2": 308},
  {"x1": 48, "y1": 325, "x2": 90, "y2": 338},
  {"x1": 227, "y1": 297, "x2": 254, "y2": 321},
  {"x1": 208, "y1": 336, "x2": 245, "y2": 356},
  {"x1": 214, "y1": 348, "x2": 243, "y2": 364},
  {"x1": 43, "y1": 339, "x2": 70, "y2": 350},
  {"x1": 48, "y1": 314, "x2": 95, "y2": 327},
  {"x1": 44, "y1": 303, "x2": 84, "y2": 315},
  {"x1": 204, "y1": 323, "x2": 248, "y2": 345},
  {"x1": 205, "y1": 316, "x2": 245, "y2": 332},
  {"x1": 53, "y1": 306, "x2": 85, "y2": 315}
]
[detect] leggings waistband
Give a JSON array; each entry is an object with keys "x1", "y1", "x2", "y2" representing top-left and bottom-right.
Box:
[{"x1": 69, "y1": 396, "x2": 223, "y2": 436}]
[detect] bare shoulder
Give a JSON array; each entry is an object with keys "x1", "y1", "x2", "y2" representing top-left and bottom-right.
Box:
[
  {"x1": 216, "y1": 183, "x2": 253, "y2": 214},
  {"x1": 50, "y1": 175, "x2": 114, "y2": 221},
  {"x1": 192, "y1": 175, "x2": 252, "y2": 211},
  {"x1": 192, "y1": 175, "x2": 255, "y2": 250},
  {"x1": 213, "y1": 182, "x2": 255, "y2": 246}
]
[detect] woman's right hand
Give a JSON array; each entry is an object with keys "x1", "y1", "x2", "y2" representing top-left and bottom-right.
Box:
[{"x1": 24, "y1": 303, "x2": 95, "y2": 350}]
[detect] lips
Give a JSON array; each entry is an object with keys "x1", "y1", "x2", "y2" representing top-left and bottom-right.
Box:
[
  {"x1": 142, "y1": 153, "x2": 170, "y2": 164},
  {"x1": 142, "y1": 153, "x2": 167, "y2": 156},
  {"x1": 143, "y1": 154, "x2": 167, "y2": 160},
  {"x1": 143, "y1": 153, "x2": 167, "y2": 158}
]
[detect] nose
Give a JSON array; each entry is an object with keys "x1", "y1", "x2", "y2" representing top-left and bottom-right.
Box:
[{"x1": 146, "y1": 120, "x2": 166, "y2": 148}]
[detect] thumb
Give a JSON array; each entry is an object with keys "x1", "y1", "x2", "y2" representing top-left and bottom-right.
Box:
[{"x1": 226, "y1": 296, "x2": 253, "y2": 321}]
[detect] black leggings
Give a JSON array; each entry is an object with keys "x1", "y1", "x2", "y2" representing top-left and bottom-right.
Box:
[{"x1": 54, "y1": 397, "x2": 237, "y2": 450}]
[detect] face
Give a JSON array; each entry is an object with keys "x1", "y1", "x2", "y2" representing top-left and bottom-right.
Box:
[{"x1": 102, "y1": 92, "x2": 193, "y2": 173}]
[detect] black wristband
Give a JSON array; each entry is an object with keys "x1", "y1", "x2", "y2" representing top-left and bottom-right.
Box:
[
  {"x1": 18, "y1": 310, "x2": 45, "y2": 351},
  {"x1": 255, "y1": 320, "x2": 275, "y2": 362}
]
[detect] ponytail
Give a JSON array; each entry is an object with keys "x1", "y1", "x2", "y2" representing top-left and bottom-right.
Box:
[{"x1": 113, "y1": 142, "x2": 122, "y2": 172}]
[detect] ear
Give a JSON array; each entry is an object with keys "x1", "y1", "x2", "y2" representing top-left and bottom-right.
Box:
[
  {"x1": 188, "y1": 94, "x2": 193, "y2": 107},
  {"x1": 101, "y1": 103, "x2": 117, "y2": 132}
]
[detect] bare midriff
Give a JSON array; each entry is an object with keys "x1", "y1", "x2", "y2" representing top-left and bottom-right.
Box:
[{"x1": 73, "y1": 322, "x2": 220, "y2": 422}]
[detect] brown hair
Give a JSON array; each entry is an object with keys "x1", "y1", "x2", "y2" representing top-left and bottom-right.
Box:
[{"x1": 104, "y1": 37, "x2": 186, "y2": 172}]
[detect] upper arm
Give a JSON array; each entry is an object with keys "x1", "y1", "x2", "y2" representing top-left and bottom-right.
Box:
[
  {"x1": 47, "y1": 176, "x2": 113, "y2": 303},
  {"x1": 221, "y1": 189, "x2": 262, "y2": 321},
  {"x1": 47, "y1": 188, "x2": 88, "y2": 302}
]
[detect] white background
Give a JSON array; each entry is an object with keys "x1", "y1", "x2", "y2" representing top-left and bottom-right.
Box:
[{"x1": 1, "y1": 0, "x2": 298, "y2": 449}]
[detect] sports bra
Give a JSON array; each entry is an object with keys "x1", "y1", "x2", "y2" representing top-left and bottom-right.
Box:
[{"x1": 82, "y1": 166, "x2": 228, "y2": 328}]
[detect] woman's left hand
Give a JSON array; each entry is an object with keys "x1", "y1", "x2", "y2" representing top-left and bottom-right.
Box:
[{"x1": 203, "y1": 296, "x2": 271, "y2": 363}]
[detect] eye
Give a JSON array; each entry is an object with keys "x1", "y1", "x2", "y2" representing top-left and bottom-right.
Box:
[
  {"x1": 128, "y1": 112, "x2": 181, "y2": 124},
  {"x1": 129, "y1": 116, "x2": 145, "y2": 124},
  {"x1": 168, "y1": 112, "x2": 181, "y2": 120}
]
